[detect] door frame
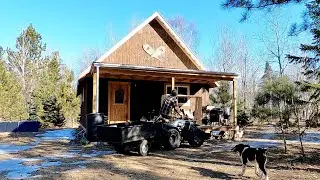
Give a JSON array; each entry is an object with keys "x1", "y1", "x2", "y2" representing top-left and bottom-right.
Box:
[{"x1": 107, "y1": 81, "x2": 131, "y2": 124}]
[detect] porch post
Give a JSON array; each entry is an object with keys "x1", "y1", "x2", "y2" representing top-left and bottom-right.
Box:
[
  {"x1": 171, "y1": 77, "x2": 175, "y2": 90},
  {"x1": 92, "y1": 65, "x2": 100, "y2": 113},
  {"x1": 96, "y1": 65, "x2": 100, "y2": 113},
  {"x1": 232, "y1": 78, "x2": 237, "y2": 127}
]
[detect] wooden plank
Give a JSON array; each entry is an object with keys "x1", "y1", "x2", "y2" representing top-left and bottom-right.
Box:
[
  {"x1": 233, "y1": 79, "x2": 237, "y2": 127},
  {"x1": 172, "y1": 77, "x2": 175, "y2": 90},
  {"x1": 92, "y1": 72, "x2": 97, "y2": 113},
  {"x1": 107, "y1": 82, "x2": 111, "y2": 124},
  {"x1": 99, "y1": 68, "x2": 231, "y2": 81},
  {"x1": 195, "y1": 97, "x2": 202, "y2": 124},
  {"x1": 128, "y1": 82, "x2": 131, "y2": 121}
]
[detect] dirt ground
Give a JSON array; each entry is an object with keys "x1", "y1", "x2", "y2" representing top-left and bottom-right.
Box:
[{"x1": 0, "y1": 126, "x2": 320, "y2": 180}]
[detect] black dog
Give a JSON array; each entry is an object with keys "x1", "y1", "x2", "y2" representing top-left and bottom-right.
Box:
[{"x1": 231, "y1": 144, "x2": 269, "y2": 180}]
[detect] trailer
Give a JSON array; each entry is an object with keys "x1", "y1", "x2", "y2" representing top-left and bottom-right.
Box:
[{"x1": 97, "y1": 118, "x2": 207, "y2": 156}]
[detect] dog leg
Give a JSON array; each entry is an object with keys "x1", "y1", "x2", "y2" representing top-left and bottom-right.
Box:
[
  {"x1": 255, "y1": 162, "x2": 261, "y2": 177},
  {"x1": 258, "y1": 162, "x2": 268, "y2": 180},
  {"x1": 238, "y1": 165, "x2": 246, "y2": 176}
]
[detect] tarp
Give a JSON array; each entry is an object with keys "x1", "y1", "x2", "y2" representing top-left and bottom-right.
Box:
[{"x1": 0, "y1": 121, "x2": 40, "y2": 132}]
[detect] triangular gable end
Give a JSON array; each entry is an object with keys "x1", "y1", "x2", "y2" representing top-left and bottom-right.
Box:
[{"x1": 78, "y1": 12, "x2": 204, "y2": 80}]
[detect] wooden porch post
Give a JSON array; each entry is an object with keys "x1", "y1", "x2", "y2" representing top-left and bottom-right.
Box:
[
  {"x1": 171, "y1": 77, "x2": 175, "y2": 90},
  {"x1": 96, "y1": 66, "x2": 100, "y2": 113},
  {"x1": 233, "y1": 78, "x2": 237, "y2": 126},
  {"x1": 92, "y1": 65, "x2": 100, "y2": 113}
]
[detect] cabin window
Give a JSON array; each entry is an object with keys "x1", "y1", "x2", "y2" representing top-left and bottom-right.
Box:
[
  {"x1": 165, "y1": 85, "x2": 190, "y2": 105},
  {"x1": 115, "y1": 88, "x2": 124, "y2": 104}
]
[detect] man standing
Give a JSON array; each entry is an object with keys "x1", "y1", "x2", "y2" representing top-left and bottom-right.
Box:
[{"x1": 159, "y1": 89, "x2": 182, "y2": 121}]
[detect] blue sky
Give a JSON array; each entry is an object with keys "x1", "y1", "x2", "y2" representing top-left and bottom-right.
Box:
[{"x1": 0, "y1": 0, "x2": 308, "y2": 75}]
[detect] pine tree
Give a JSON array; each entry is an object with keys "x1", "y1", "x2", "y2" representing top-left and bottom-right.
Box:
[
  {"x1": 42, "y1": 96, "x2": 65, "y2": 127},
  {"x1": 222, "y1": 0, "x2": 304, "y2": 22},
  {"x1": 210, "y1": 81, "x2": 232, "y2": 107},
  {"x1": 262, "y1": 61, "x2": 273, "y2": 81},
  {"x1": 0, "y1": 57, "x2": 28, "y2": 120},
  {"x1": 287, "y1": 0, "x2": 320, "y2": 102}
]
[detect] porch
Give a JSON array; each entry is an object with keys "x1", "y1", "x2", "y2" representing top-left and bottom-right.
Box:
[{"x1": 78, "y1": 62, "x2": 238, "y2": 127}]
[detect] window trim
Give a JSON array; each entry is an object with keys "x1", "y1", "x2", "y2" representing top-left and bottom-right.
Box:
[{"x1": 164, "y1": 84, "x2": 190, "y2": 106}]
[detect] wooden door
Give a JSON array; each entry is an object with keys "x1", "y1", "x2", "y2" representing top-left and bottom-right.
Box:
[{"x1": 108, "y1": 82, "x2": 130, "y2": 123}]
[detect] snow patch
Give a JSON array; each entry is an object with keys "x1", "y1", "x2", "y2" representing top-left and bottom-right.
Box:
[
  {"x1": 41, "y1": 161, "x2": 62, "y2": 167},
  {"x1": 0, "y1": 144, "x2": 34, "y2": 154},
  {"x1": 0, "y1": 158, "x2": 41, "y2": 179},
  {"x1": 36, "y1": 129, "x2": 76, "y2": 141}
]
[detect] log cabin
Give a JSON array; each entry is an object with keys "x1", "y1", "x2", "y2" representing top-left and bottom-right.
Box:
[{"x1": 77, "y1": 12, "x2": 238, "y2": 129}]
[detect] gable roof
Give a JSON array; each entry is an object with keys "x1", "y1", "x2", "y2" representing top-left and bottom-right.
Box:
[{"x1": 78, "y1": 12, "x2": 205, "y2": 80}]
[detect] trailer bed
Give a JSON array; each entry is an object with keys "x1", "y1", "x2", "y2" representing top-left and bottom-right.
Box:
[{"x1": 97, "y1": 121, "x2": 155, "y2": 144}]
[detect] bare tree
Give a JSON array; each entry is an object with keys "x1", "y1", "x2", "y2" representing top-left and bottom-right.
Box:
[
  {"x1": 255, "y1": 10, "x2": 292, "y2": 76},
  {"x1": 209, "y1": 27, "x2": 262, "y2": 110},
  {"x1": 78, "y1": 24, "x2": 119, "y2": 74},
  {"x1": 211, "y1": 27, "x2": 238, "y2": 72},
  {"x1": 129, "y1": 15, "x2": 143, "y2": 32},
  {"x1": 105, "y1": 23, "x2": 119, "y2": 50},
  {"x1": 79, "y1": 48, "x2": 102, "y2": 72},
  {"x1": 6, "y1": 25, "x2": 46, "y2": 105},
  {"x1": 168, "y1": 16, "x2": 200, "y2": 54}
]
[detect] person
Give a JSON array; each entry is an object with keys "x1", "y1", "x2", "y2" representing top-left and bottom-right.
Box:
[{"x1": 159, "y1": 89, "x2": 182, "y2": 121}]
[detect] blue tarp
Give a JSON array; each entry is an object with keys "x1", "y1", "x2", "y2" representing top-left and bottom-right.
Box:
[{"x1": 0, "y1": 121, "x2": 40, "y2": 132}]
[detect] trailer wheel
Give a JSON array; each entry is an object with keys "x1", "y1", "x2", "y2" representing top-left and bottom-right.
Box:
[
  {"x1": 163, "y1": 129, "x2": 181, "y2": 150},
  {"x1": 188, "y1": 126, "x2": 205, "y2": 147},
  {"x1": 138, "y1": 140, "x2": 149, "y2": 156},
  {"x1": 114, "y1": 144, "x2": 129, "y2": 154}
]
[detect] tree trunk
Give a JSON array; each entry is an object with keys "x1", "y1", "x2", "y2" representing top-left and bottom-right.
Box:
[{"x1": 279, "y1": 102, "x2": 287, "y2": 153}]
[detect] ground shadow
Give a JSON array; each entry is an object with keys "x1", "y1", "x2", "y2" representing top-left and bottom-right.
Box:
[{"x1": 191, "y1": 167, "x2": 241, "y2": 179}]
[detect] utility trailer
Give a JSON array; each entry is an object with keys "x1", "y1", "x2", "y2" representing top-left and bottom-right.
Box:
[{"x1": 97, "y1": 119, "x2": 207, "y2": 156}]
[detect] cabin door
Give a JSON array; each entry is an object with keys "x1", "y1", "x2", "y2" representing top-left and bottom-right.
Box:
[{"x1": 108, "y1": 82, "x2": 130, "y2": 123}]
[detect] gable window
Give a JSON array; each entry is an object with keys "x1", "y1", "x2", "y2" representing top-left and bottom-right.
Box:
[{"x1": 165, "y1": 85, "x2": 190, "y2": 106}]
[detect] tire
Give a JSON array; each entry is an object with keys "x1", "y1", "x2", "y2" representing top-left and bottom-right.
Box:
[
  {"x1": 114, "y1": 144, "x2": 129, "y2": 154},
  {"x1": 163, "y1": 128, "x2": 181, "y2": 150},
  {"x1": 188, "y1": 126, "x2": 205, "y2": 147},
  {"x1": 138, "y1": 140, "x2": 149, "y2": 156}
]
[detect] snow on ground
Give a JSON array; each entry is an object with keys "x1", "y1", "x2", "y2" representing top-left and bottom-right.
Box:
[
  {"x1": 0, "y1": 127, "x2": 318, "y2": 179},
  {"x1": 0, "y1": 158, "x2": 41, "y2": 179},
  {"x1": 0, "y1": 144, "x2": 35, "y2": 154},
  {"x1": 35, "y1": 128, "x2": 76, "y2": 141},
  {"x1": 0, "y1": 128, "x2": 116, "y2": 179}
]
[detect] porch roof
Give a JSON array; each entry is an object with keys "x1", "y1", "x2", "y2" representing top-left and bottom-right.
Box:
[{"x1": 80, "y1": 62, "x2": 237, "y2": 86}]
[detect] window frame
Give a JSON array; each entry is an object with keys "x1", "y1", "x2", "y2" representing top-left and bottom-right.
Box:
[{"x1": 164, "y1": 84, "x2": 190, "y2": 106}]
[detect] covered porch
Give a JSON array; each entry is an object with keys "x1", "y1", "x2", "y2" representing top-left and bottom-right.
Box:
[{"x1": 78, "y1": 62, "x2": 238, "y2": 127}]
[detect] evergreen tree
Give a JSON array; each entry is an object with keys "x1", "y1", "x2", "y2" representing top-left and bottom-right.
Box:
[
  {"x1": 253, "y1": 75, "x2": 297, "y2": 153},
  {"x1": 0, "y1": 56, "x2": 28, "y2": 120},
  {"x1": 262, "y1": 61, "x2": 273, "y2": 81},
  {"x1": 42, "y1": 96, "x2": 65, "y2": 127},
  {"x1": 210, "y1": 81, "x2": 232, "y2": 107},
  {"x1": 287, "y1": 0, "x2": 320, "y2": 102},
  {"x1": 222, "y1": 0, "x2": 304, "y2": 22}
]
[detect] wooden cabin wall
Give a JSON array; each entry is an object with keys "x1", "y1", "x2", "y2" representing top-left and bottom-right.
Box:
[
  {"x1": 190, "y1": 84, "x2": 211, "y2": 107},
  {"x1": 102, "y1": 20, "x2": 198, "y2": 70},
  {"x1": 79, "y1": 78, "x2": 93, "y2": 128}
]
